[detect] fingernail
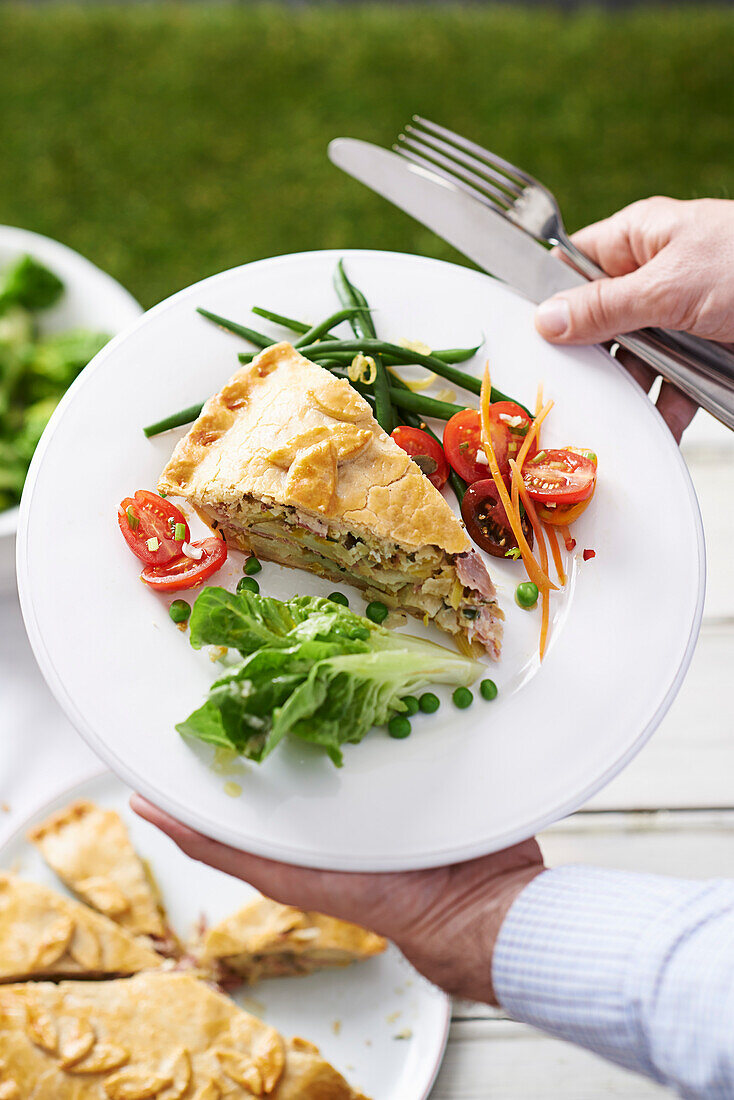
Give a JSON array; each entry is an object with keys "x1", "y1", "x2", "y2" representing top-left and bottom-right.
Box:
[{"x1": 535, "y1": 298, "x2": 570, "y2": 338}]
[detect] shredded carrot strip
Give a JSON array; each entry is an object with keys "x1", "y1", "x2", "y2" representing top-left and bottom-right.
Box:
[
  {"x1": 559, "y1": 523, "x2": 576, "y2": 552},
  {"x1": 480, "y1": 366, "x2": 556, "y2": 592},
  {"x1": 535, "y1": 382, "x2": 544, "y2": 419},
  {"x1": 517, "y1": 400, "x2": 554, "y2": 474},
  {"x1": 544, "y1": 523, "x2": 567, "y2": 586},
  {"x1": 510, "y1": 460, "x2": 552, "y2": 592},
  {"x1": 539, "y1": 587, "x2": 550, "y2": 659}
]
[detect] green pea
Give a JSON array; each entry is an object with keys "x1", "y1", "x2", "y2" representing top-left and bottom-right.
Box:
[
  {"x1": 168, "y1": 599, "x2": 191, "y2": 625},
  {"x1": 452, "y1": 686, "x2": 473, "y2": 709},
  {"x1": 515, "y1": 581, "x2": 539, "y2": 609},
  {"x1": 328, "y1": 591, "x2": 349, "y2": 606},
  {"x1": 402, "y1": 695, "x2": 420, "y2": 716},
  {"x1": 244, "y1": 556, "x2": 262, "y2": 575},
  {"x1": 480, "y1": 679, "x2": 498, "y2": 701},
  {"x1": 366, "y1": 600, "x2": 389, "y2": 624},
  {"x1": 419, "y1": 692, "x2": 440, "y2": 714},
  {"x1": 237, "y1": 576, "x2": 260, "y2": 595},
  {"x1": 388, "y1": 715, "x2": 412, "y2": 739}
]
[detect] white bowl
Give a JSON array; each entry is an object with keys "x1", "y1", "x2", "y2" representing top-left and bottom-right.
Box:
[{"x1": 0, "y1": 226, "x2": 142, "y2": 591}]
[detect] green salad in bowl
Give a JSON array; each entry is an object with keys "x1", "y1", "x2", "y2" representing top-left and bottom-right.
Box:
[{"x1": 0, "y1": 254, "x2": 109, "y2": 513}]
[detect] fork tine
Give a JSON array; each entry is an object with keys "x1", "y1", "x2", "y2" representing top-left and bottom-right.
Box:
[
  {"x1": 392, "y1": 145, "x2": 511, "y2": 220},
  {"x1": 399, "y1": 132, "x2": 516, "y2": 207},
  {"x1": 404, "y1": 124, "x2": 523, "y2": 200},
  {"x1": 412, "y1": 115, "x2": 534, "y2": 190}
]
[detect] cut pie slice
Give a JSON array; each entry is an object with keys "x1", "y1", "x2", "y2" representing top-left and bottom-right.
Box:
[
  {"x1": 28, "y1": 801, "x2": 173, "y2": 950},
  {"x1": 0, "y1": 874, "x2": 162, "y2": 983},
  {"x1": 159, "y1": 342, "x2": 502, "y2": 658},
  {"x1": 198, "y1": 895, "x2": 387, "y2": 984},
  {"x1": 0, "y1": 971, "x2": 369, "y2": 1099}
]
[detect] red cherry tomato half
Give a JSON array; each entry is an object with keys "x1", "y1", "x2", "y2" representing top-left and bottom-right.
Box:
[
  {"x1": 461, "y1": 478, "x2": 534, "y2": 558},
  {"x1": 443, "y1": 409, "x2": 507, "y2": 484},
  {"x1": 522, "y1": 448, "x2": 597, "y2": 506},
  {"x1": 488, "y1": 402, "x2": 537, "y2": 465},
  {"x1": 118, "y1": 489, "x2": 190, "y2": 566},
  {"x1": 140, "y1": 538, "x2": 227, "y2": 592},
  {"x1": 390, "y1": 426, "x2": 449, "y2": 490}
]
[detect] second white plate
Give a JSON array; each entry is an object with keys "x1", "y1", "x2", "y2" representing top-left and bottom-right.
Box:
[
  {"x1": 0, "y1": 772, "x2": 450, "y2": 1100},
  {"x1": 17, "y1": 250, "x2": 705, "y2": 869}
]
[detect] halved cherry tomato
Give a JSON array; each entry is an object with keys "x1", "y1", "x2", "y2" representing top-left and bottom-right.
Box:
[
  {"x1": 140, "y1": 538, "x2": 227, "y2": 592},
  {"x1": 444, "y1": 409, "x2": 508, "y2": 484},
  {"x1": 488, "y1": 402, "x2": 537, "y2": 465},
  {"x1": 118, "y1": 489, "x2": 190, "y2": 566},
  {"x1": 535, "y1": 449, "x2": 598, "y2": 524},
  {"x1": 522, "y1": 448, "x2": 596, "y2": 506},
  {"x1": 391, "y1": 426, "x2": 449, "y2": 490},
  {"x1": 461, "y1": 478, "x2": 534, "y2": 558}
]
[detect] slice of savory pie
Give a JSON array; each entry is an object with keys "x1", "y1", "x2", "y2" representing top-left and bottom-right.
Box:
[
  {"x1": 0, "y1": 971, "x2": 369, "y2": 1099},
  {"x1": 28, "y1": 801, "x2": 173, "y2": 950},
  {"x1": 159, "y1": 342, "x2": 502, "y2": 658},
  {"x1": 0, "y1": 874, "x2": 162, "y2": 983},
  {"x1": 198, "y1": 895, "x2": 386, "y2": 985}
]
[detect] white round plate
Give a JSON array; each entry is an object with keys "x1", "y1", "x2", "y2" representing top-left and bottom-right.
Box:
[
  {"x1": 17, "y1": 250, "x2": 705, "y2": 870},
  {"x1": 0, "y1": 225, "x2": 143, "y2": 589},
  {"x1": 0, "y1": 771, "x2": 450, "y2": 1100}
]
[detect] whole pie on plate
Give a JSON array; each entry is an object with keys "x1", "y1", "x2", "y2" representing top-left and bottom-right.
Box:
[
  {"x1": 199, "y1": 895, "x2": 386, "y2": 984},
  {"x1": 158, "y1": 342, "x2": 503, "y2": 658},
  {"x1": 0, "y1": 971, "x2": 369, "y2": 1099},
  {"x1": 28, "y1": 801, "x2": 170, "y2": 946},
  {"x1": 0, "y1": 874, "x2": 162, "y2": 983}
]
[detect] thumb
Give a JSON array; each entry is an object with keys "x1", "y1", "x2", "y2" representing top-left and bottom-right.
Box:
[{"x1": 535, "y1": 269, "x2": 657, "y2": 345}]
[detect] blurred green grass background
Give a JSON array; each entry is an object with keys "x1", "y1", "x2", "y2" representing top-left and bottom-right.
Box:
[{"x1": 0, "y1": 5, "x2": 731, "y2": 308}]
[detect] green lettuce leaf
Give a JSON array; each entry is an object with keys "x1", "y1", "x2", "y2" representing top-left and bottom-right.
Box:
[{"x1": 179, "y1": 587, "x2": 483, "y2": 767}]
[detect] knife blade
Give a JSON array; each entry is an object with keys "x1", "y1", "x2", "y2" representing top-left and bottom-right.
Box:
[
  {"x1": 328, "y1": 138, "x2": 586, "y2": 304},
  {"x1": 328, "y1": 137, "x2": 734, "y2": 431}
]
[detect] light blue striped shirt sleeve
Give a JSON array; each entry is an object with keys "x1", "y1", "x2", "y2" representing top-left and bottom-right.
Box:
[{"x1": 492, "y1": 865, "x2": 734, "y2": 1098}]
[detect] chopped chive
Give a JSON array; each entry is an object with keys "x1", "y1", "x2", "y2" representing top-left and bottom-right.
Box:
[
  {"x1": 173, "y1": 522, "x2": 186, "y2": 541},
  {"x1": 146, "y1": 536, "x2": 159, "y2": 552},
  {"x1": 244, "y1": 556, "x2": 262, "y2": 575},
  {"x1": 126, "y1": 506, "x2": 139, "y2": 531}
]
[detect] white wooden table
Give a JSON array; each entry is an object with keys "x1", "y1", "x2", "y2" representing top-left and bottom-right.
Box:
[{"x1": 0, "y1": 406, "x2": 731, "y2": 1099}]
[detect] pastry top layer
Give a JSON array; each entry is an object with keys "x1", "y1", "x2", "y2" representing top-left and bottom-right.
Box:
[
  {"x1": 0, "y1": 874, "x2": 162, "y2": 983},
  {"x1": 158, "y1": 342, "x2": 470, "y2": 555},
  {"x1": 29, "y1": 800, "x2": 166, "y2": 940},
  {"x1": 201, "y1": 896, "x2": 386, "y2": 964},
  {"x1": 0, "y1": 972, "x2": 368, "y2": 1099}
]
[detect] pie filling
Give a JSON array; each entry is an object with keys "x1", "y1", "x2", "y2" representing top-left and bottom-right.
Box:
[
  {"x1": 225, "y1": 947, "x2": 361, "y2": 982},
  {"x1": 207, "y1": 496, "x2": 503, "y2": 659}
]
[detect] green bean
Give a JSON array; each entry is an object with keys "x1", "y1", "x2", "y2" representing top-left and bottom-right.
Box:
[
  {"x1": 334, "y1": 260, "x2": 396, "y2": 434},
  {"x1": 299, "y1": 338, "x2": 482, "y2": 397},
  {"x1": 294, "y1": 308, "x2": 370, "y2": 349},
  {"x1": 432, "y1": 345, "x2": 482, "y2": 364},
  {"x1": 251, "y1": 307, "x2": 311, "y2": 334},
  {"x1": 388, "y1": 387, "x2": 467, "y2": 421},
  {"x1": 143, "y1": 404, "x2": 203, "y2": 437},
  {"x1": 196, "y1": 308, "x2": 273, "y2": 348}
]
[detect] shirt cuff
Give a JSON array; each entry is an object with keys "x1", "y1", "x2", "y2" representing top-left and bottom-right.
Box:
[{"x1": 492, "y1": 864, "x2": 734, "y2": 1082}]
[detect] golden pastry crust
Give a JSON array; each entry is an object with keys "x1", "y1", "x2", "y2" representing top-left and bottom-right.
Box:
[
  {"x1": 0, "y1": 973, "x2": 368, "y2": 1099},
  {"x1": 200, "y1": 897, "x2": 386, "y2": 984},
  {"x1": 29, "y1": 802, "x2": 167, "y2": 941},
  {"x1": 158, "y1": 342, "x2": 470, "y2": 555},
  {"x1": 0, "y1": 875, "x2": 162, "y2": 983}
]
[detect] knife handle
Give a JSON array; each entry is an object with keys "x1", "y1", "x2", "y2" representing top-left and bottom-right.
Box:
[
  {"x1": 562, "y1": 237, "x2": 734, "y2": 383},
  {"x1": 616, "y1": 330, "x2": 734, "y2": 431}
]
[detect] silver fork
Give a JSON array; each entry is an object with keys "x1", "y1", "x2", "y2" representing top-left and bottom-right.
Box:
[{"x1": 395, "y1": 115, "x2": 734, "y2": 382}]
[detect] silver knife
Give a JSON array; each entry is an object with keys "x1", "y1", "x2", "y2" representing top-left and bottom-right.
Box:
[{"x1": 328, "y1": 138, "x2": 734, "y2": 431}]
